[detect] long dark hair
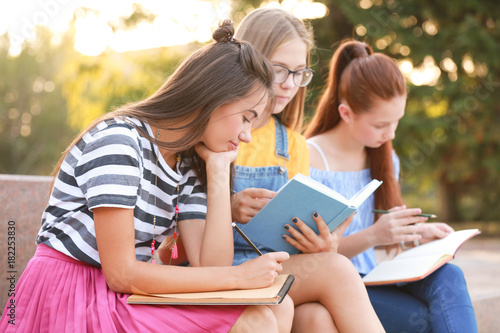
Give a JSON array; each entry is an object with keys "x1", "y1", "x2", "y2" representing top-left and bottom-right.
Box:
[
  {"x1": 305, "y1": 40, "x2": 405, "y2": 213},
  {"x1": 51, "y1": 20, "x2": 275, "y2": 190}
]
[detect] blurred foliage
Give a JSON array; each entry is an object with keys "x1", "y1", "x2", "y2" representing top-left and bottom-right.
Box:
[
  {"x1": 0, "y1": 0, "x2": 499, "y2": 221},
  {"x1": 307, "y1": 0, "x2": 500, "y2": 221}
]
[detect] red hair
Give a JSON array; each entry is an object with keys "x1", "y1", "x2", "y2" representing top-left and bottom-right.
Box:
[{"x1": 305, "y1": 40, "x2": 405, "y2": 213}]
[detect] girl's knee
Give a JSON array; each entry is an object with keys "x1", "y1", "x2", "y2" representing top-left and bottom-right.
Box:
[{"x1": 231, "y1": 305, "x2": 278, "y2": 332}]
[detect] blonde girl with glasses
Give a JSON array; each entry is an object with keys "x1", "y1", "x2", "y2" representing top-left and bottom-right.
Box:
[{"x1": 230, "y1": 8, "x2": 384, "y2": 332}]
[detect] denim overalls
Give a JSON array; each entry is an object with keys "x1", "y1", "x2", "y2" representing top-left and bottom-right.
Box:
[{"x1": 232, "y1": 116, "x2": 289, "y2": 265}]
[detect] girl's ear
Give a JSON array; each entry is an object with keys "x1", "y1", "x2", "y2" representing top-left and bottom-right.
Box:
[{"x1": 338, "y1": 103, "x2": 354, "y2": 123}]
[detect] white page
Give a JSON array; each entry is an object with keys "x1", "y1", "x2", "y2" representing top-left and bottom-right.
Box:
[
  {"x1": 363, "y1": 254, "x2": 446, "y2": 283},
  {"x1": 349, "y1": 179, "x2": 383, "y2": 207},
  {"x1": 395, "y1": 229, "x2": 479, "y2": 260}
]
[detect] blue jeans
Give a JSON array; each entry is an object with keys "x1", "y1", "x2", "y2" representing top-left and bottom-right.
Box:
[
  {"x1": 232, "y1": 117, "x2": 289, "y2": 265},
  {"x1": 365, "y1": 263, "x2": 477, "y2": 333}
]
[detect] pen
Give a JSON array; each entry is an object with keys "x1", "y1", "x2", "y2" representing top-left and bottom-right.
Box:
[
  {"x1": 232, "y1": 222, "x2": 263, "y2": 256},
  {"x1": 372, "y1": 209, "x2": 437, "y2": 219}
]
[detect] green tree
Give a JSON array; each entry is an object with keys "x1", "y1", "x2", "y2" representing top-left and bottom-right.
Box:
[
  {"x1": 0, "y1": 27, "x2": 77, "y2": 175},
  {"x1": 309, "y1": 0, "x2": 500, "y2": 221}
]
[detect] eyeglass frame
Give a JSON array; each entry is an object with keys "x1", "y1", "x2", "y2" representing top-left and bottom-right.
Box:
[{"x1": 272, "y1": 64, "x2": 314, "y2": 87}]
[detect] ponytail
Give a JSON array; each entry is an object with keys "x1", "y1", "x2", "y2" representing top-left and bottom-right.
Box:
[{"x1": 305, "y1": 39, "x2": 405, "y2": 213}]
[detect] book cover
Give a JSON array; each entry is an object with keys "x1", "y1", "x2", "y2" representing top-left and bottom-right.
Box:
[
  {"x1": 238, "y1": 173, "x2": 382, "y2": 254},
  {"x1": 362, "y1": 229, "x2": 480, "y2": 285},
  {"x1": 127, "y1": 274, "x2": 294, "y2": 305}
]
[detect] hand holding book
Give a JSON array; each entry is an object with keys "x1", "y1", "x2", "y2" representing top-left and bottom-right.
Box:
[
  {"x1": 282, "y1": 211, "x2": 355, "y2": 254},
  {"x1": 238, "y1": 174, "x2": 382, "y2": 255}
]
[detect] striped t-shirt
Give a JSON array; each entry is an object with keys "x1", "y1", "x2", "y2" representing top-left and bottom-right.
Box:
[{"x1": 37, "y1": 117, "x2": 207, "y2": 267}]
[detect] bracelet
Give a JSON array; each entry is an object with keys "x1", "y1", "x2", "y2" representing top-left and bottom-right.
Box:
[{"x1": 400, "y1": 239, "x2": 420, "y2": 250}]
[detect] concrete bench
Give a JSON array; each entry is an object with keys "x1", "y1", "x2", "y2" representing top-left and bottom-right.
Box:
[
  {"x1": 0, "y1": 174, "x2": 52, "y2": 319},
  {"x1": 0, "y1": 174, "x2": 499, "y2": 331}
]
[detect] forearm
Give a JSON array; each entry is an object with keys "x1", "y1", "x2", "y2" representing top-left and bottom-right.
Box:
[
  {"x1": 337, "y1": 228, "x2": 377, "y2": 259},
  {"x1": 199, "y1": 159, "x2": 234, "y2": 266},
  {"x1": 111, "y1": 259, "x2": 241, "y2": 294}
]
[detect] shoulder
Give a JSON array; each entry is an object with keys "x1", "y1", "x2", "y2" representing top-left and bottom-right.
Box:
[
  {"x1": 286, "y1": 127, "x2": 307, "y2": 148},
  {"x1": 80, "y1": 118, "x2": 144, "y2": 155},
  {"x1": 306, "y1": 136, "x2": 327, "y2": 170}
]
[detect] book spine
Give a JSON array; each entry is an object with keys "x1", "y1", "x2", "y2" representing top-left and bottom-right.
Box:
[{"x1": 328, "y1": 206, "x2": 356, "y2": 231}]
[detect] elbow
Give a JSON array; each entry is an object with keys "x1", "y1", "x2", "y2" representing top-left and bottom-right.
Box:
[
  {"x1": 105, "y1": 277, "x2": 130, "y2": 294},
  {"x1": 101, "y1": 263, "x2": 134, "y2": 294}
]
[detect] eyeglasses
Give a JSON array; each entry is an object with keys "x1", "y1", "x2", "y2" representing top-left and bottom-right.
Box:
[{"x1": 272, "y1": 64, "x2": 314, "y2": 87}]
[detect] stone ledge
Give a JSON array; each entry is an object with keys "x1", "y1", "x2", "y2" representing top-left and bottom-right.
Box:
[{"x1": 0, "y1": 174, "x2": 53, "y2": 314}]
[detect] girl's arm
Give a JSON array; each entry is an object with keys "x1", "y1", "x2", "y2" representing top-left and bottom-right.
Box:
[
  {"x1": 337, "y1": 207, "x2": 428, "y2": 258},
  {"x1": 94, "y1": 206, "x2": 288, "y2": 294},
  {"x1": 194, "y1": 142, "x2": 238, "y2": 266}
]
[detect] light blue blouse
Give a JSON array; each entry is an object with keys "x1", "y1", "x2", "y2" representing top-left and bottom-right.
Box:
[{"x1": 308, "y1": 141, "x2": 400, "y2": 274}]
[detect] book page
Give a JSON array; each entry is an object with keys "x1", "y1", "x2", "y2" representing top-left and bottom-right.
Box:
[
  {"x1": 394, "y1": 229, "x2": 480, "y2": 260},
  {"x1": 363, "y1": 254, "x2": 448, "y2": 284},
  {"x1": 292, "y1": 173, "x2": 349, "y2": 204},
  {"x1": 348, "y1": 179, "x2": 383, "y2": 208}
]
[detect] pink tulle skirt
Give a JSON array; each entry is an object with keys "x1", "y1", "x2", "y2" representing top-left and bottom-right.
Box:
[{"x1": 0, "y1": 244, "x2": 246, "y2": 332}]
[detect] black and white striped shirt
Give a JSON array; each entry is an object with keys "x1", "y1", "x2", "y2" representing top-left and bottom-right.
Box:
[{"x1": 37, "y1": 117, "x2": 207, "y2": 267}]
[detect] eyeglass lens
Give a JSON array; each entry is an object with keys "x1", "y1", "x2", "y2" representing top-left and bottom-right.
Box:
[{"x1": 273, "y1": 65, "x2": 313, "y2": 87}]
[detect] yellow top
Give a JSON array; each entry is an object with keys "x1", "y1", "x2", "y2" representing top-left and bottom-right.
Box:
[{"x1": 235, "y1": 118, "x2": 310, "y2": 178}]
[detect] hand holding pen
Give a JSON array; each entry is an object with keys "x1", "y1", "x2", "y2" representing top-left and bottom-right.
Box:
[
  {"x1": 368, "y1": 206, "x2": 428, "y2": 248},
  {"x1": 372, "y1": 209, "x2": 437, "y2": 249}
]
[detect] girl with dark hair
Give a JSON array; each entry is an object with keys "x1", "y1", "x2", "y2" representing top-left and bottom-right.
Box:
[
  {"x1": 305, "y1": 39, "x2": 477, "y2": 333},
  {"x1": 0, "y1": 21, "x2": 294, "y2": 333}
]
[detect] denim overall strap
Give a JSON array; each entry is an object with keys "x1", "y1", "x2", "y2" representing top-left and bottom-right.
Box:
[
  {"x1": 273, "y1": 116, "x2": 289, "y2": 175},
  {"x1": 273, "y1": 115, "x2": 290, "y2": 161}
]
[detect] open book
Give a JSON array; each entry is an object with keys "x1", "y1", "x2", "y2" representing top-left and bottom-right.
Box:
[
  {"x1": 238, "y1": 173, "x2": 382, "y2": 255},
  {"x1": 362, "y1": 229, "x2": 480, "y2": 285},
  {"x1": 127, "y1": 274, "x2": 294, "y2": 305}
]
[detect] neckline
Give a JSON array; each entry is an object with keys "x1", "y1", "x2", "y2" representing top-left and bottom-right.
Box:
[{"x1": 143, "y1": 121, "x2": 182, "y2": 183}]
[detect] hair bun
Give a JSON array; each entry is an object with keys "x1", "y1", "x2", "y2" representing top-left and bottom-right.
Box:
[{"x1": 213, "y1": 19, "x2": 235, "y2": 43}]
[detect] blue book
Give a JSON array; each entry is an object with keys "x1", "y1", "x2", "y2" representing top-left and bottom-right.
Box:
[{"x1": 239, "y1": 173, "x2": 382, "y2": 255}]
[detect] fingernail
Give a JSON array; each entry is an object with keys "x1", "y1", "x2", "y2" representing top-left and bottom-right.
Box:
[
  {"x1": 282, "y1": 235, "x2": 287, "y2": 239},
  {"x1": 292, "y1": 218, "x2": 298, "y2": 223},
  {"x1": 284, "y1": 225, "x2": 289, "y2": 230},
  {"x1": 313, "y1": 212, "x2": 318, "y2": 218}
]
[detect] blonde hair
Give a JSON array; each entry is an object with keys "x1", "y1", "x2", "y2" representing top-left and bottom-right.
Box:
[{"x1": 235, "y1": 7, "x2": 314, "y2": 132}]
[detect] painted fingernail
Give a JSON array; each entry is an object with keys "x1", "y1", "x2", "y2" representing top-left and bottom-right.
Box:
[
  {"x1": 284, "y1": 225, "x2": 289, "y2": 230},
  {"x1": 313, "y1": 212, "x2": 318, "y2": 218},
  {"x1": 282, "y1": 235, "x2": 287, "y2": 239},
  {"x1": 292, "y1": 218, "x2": 298, "y2": 223}
]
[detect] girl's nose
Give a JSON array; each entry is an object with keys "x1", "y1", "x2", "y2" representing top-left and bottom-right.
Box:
[
  {"x1": 239, "y1": 129, "x2": 251, "y2": 143},
  {"x1": 280, "y1": 73, "x2": 295, "y2": 89}
]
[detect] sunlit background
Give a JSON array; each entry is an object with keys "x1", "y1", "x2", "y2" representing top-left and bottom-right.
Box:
[
  {"x1": 1, "y1": 0, "x2": 327, "y2": 56},
  {"x1": 1, "y1": 0, "x2": 465, "y2": 88}
]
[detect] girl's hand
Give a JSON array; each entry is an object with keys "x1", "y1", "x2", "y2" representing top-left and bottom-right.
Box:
[
  {"x1": 194, "y1": 142, "x2": 239, "y2": 165},
  {"x1": 235, "y1": 252, "x2": 290, "y2": 289},
  {"x1": 369, "y1": 205, "x2": 427, "y2": 246},
  {"x1": 419, "y1": 222, "x2": 454, "y2": 244},
  {"x1": 231, "y1": 188, "x2": 276, "y2": 223},
  {"x1": 282, "y1": 212, "x2": 354, "y2": 253}
]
